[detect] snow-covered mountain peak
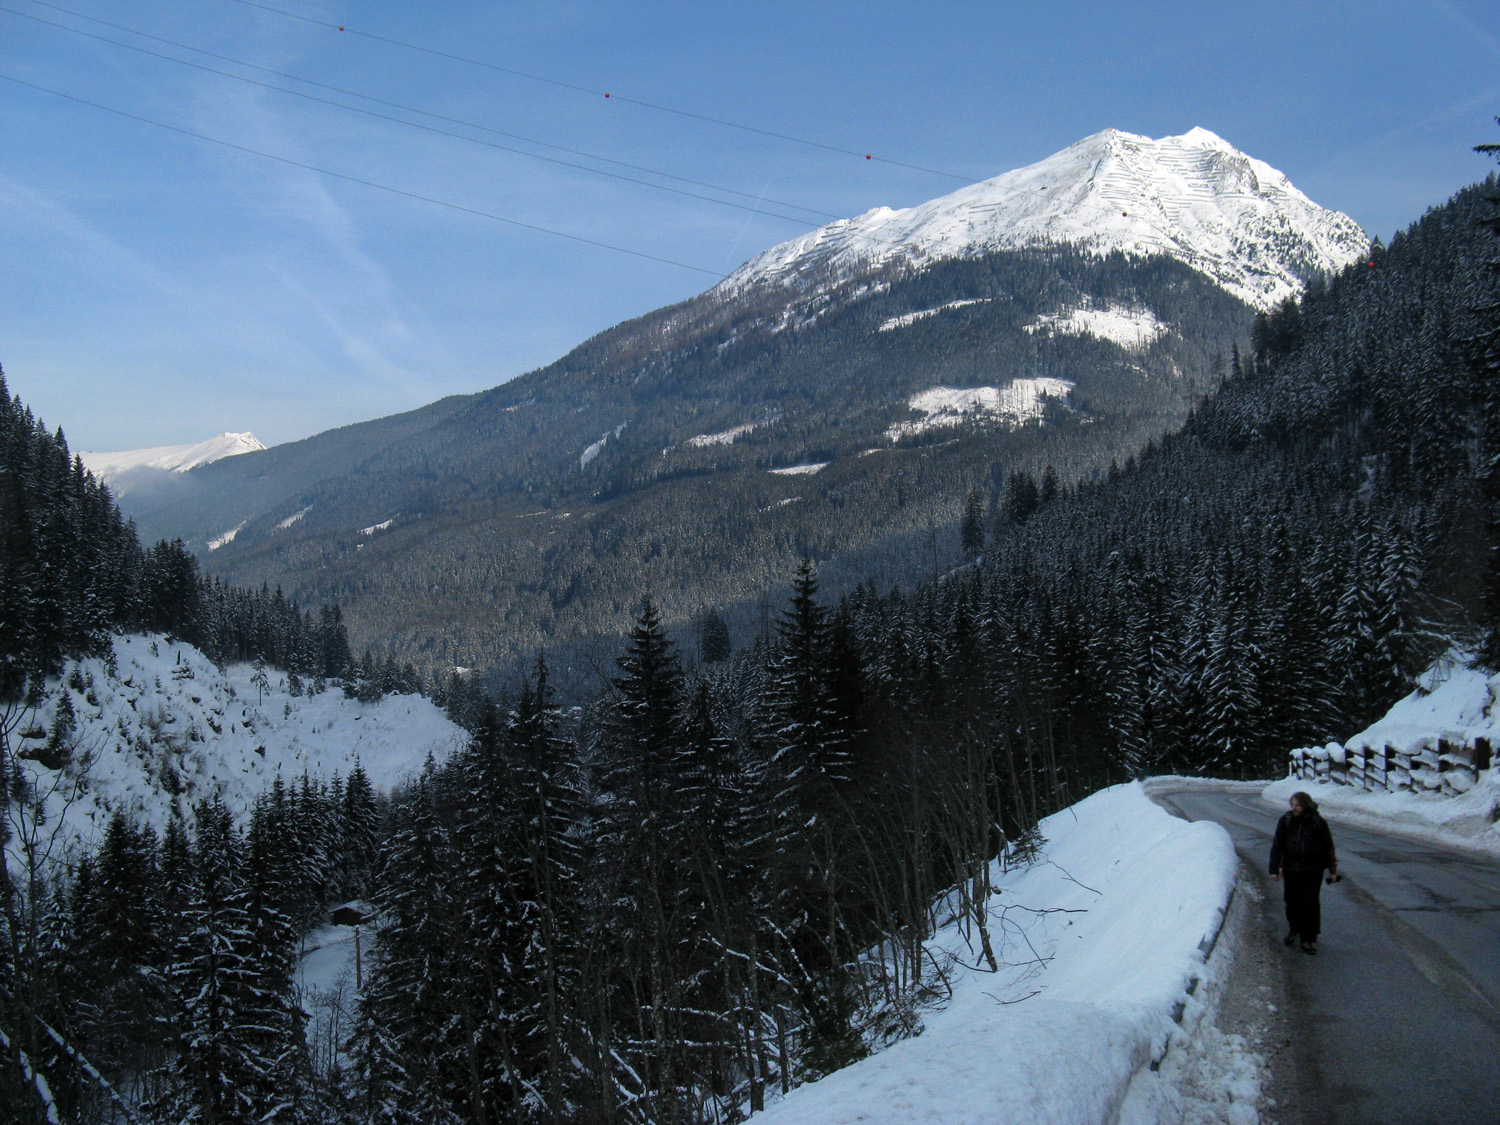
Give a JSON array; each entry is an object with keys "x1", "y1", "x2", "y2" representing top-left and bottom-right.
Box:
[
  {"x1": 80, "y1": 431, "x2": 265, "y2": 482},
  {"x1": 718, "y1": 128, "x2": 1368, "y2": 311}
]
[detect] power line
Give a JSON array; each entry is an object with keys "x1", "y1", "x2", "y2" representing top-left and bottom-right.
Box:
[
  {"x1": 0, "y1": 72, "x2": 728, "y2": 278},
  {"x1": 225, "y1": 0, "x2": 973, "y2": 183},
  {"x1": 4, "y1": 1, "x2": 834, "y2": 227},
  {"x1": 19, "y1": 0, "x2": 846, "y2": 223}
]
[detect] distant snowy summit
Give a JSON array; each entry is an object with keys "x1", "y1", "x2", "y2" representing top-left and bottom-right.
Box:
[
  {"x1": 720, "y1": 127, "x2": 1369, "y2": 311},
  {"x1": 80, "y1": 431, "x2": 265, "y2": 483}
]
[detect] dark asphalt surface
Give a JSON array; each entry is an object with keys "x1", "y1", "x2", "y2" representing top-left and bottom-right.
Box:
[{"x1": 1154, "y1": 786, "x2": 1500, "y2": 1125}]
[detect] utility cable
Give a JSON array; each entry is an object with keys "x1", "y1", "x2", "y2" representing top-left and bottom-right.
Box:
[
  {"x1": 225, "y1": 0, "x2": 972, "y2": 183},
  {"x1": 3, "y1": 2, "x2": 830, "y2": 227},
  {"x1": 19, "y1": 0, "x2": 846, "y2": 222},
  {"x1": 0, "y1": 72, "x2": 729, "y2": 278}
]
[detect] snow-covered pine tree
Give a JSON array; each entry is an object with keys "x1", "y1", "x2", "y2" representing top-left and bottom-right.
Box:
[
  {"x1": 673, "y1": 678, "x2": 757, "y2": 1113},
  {"x1": 761, "y1": 561, "x2": 864, "y2": 1077},
  {"x1": 351, "y1": 770, "x2": 464, "y2": 1125},
  {"x1": 339, "y1": 761, "x2": 381, "y2": 903},
  {"x1": 960, "y1": 488, "x2": 986, "y2": 555},
  {"x1": 1470, "y1": 136, "x2": 1500, "y2": 666},
  {"x1": 64, "y1": 811, "x2": 167, "y2": 1104},
  {"x1": 505, "y1": 658, "x2": 588, "y2": 1122},
  {"x1": 594, "y1": 598, "x2": 690, "y2": 1122},
  {"x1": 142, "y1": 795, "x2": 318, "y2": 1123}
]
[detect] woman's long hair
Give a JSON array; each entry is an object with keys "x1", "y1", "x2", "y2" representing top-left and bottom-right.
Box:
[{"x1": 1290, "y1": 790, "x2": 1319, "y2": 813}]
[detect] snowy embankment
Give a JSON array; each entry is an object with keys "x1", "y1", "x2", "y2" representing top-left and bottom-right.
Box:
[
  {"x1": 1268, "y1": 654, "x2": 1500, "y2": 858},
  {"x1": 752, "y1": 783, "x2": 1239, "y2": 1125},
  {"x1": 7, "y1": 633, "x2": 466, "y2": 856}
]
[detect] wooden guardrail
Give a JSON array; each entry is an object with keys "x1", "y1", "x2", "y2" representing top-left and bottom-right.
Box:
[{"x1": 1288, "y1": 737, "x2": 1492, "y2": 797}]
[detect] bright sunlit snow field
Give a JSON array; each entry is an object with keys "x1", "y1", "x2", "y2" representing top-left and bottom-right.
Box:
[
  {"x1": 752, "y1": 783, "x2": 1239, "y2": 1125},
  {"x1": 7, "y1": 633, "x2": 466, "y2": 857},
  {"x1": 886, "y1": 381, "x2": 1075, "y2": 442},
  {"x1": 721, "y1": 128, "x2": 1368, "y2": 313}
]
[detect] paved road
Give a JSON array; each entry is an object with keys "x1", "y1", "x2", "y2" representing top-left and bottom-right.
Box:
[{"x1": 1154, "y1": 785, "x2": 1500, "y2": 1125}]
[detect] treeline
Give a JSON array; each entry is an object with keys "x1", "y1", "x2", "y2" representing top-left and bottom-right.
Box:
[
  {"x1": 2, "y1": 768, "x2": 379, "y2": 1121},
  {"x1": 0, "y1": 372, "x2": 357, "y2": 697},
  {"x1": 359, "y1": 570, "x2": 1019, "y2": 1123},
  {"x1": 189, "y1": 247, "x2": 1254, "y2": 696}
]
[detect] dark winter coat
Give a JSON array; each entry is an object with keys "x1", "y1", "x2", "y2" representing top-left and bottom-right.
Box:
[{"x1": 1269, "y1": 810, "x2": 1337, "y2": 875}]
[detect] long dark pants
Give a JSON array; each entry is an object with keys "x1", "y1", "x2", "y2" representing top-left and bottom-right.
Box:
[{"x1": 1283, "y1": 870, "x2": 1324, "y2": 940}]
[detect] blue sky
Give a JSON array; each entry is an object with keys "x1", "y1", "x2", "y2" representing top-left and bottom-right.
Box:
[{"x1": 2, "y1": 0, "x2": 1497, "y2": 452}]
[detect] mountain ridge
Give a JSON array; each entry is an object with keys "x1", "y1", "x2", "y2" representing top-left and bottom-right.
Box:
[
  {"x1": 80, "y1": 431, "x2": 265, "y2": 479},
  {"x1": 718, "y1": 127, "x2": 1368, "y2": 311},
  {"x1": 119, "y1": 127, "x2": 1365, "y2": 691}
]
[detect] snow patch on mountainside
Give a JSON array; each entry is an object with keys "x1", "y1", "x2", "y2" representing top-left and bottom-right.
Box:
[
  {"x1": 719, "y1": 128, "x2": 1368, "y2": 312},
  {"x1": 580, "y1": 437, "x2": 607, "y2": 467},
  {"x1": 888, "y1": 380, "x2": 1074, "y2": 441},
  {"x1": 688, "y1": 422, "x2": 758, "y2": 447},
  {"x1": 5, "y1": 635, "x2": 465, "y2": 861},
  {"x1": 768, "y1": 463, "x2": 828, "y2": 476},
  {"x1": 278, "y1": 506, "x2": 311, "y2": 530},
  {"x1": 1027, "y1": 305, "x2": 1168, "y2": 350},
  {"x1": 878, "y1": 299, "x2": 990, "y2": 332},
  {"x1": 359, "y1": 518, "x2": 395, "y2": 536},
  {"x1": 581, "y1": 422, "x2": 629, "y2": 468},
  {"x1": 208, "y1": 520, "x2": 248, "y2": 551},
  {"x1": 80, "y1": 432, "x2": 265, "y2": 480}
]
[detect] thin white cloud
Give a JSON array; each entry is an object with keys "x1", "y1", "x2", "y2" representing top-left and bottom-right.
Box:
[
  {"x1": 1427, "y1": 0, "x2": 1500, "y2": 60},
  {"x1": 0, "y1": 172, "x2": 182, "y2": 297}
]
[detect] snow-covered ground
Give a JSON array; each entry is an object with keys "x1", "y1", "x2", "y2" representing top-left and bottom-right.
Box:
[
  {"x1": 768, "y1": 462, "x2": 829, "y2": 476},
  {"x1": 1269, "y1": 654, "x2": 1500, "y2": 858},
  {"x1": 208, "y1": 520, "x2": 248, "y2": 551},
  {"x1": 887, "y1": 381, "x2": 1074, "y2": 441},
  {"x1": 687, "y1": 422, "x2": 758, "y2": 447},
  {"x1": 718, "y1": 128, "x2": 1369, "y2": 312},
  {"x1": 877, "y1": 299, "x2": 991, "y2": 332},
  {"x1": 751, "y1": 783, "x2": 1241, "y2": 1124},
  {"x1": 5, "y1": 634, "x2": 466, "y2": 857},
  {"x1": 1026, "y1": 305, "x2": 1168, "y2": 351},
  {"x1": 299, "y1": 915, "x2": 369, "y2": 1072},
  {"x1": 78, "y1": 431, "x2": 265, "y2": 480},
  {"x1": 277, "y1": 505, "x2": 312, "y2": 530},
  {"x1": 755, "y1": 655, "x2": 1494, "y2": 1124}
]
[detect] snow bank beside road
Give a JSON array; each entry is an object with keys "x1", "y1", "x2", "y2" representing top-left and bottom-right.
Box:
[
  {"x1": 752, "y1": 783, "x2": 1238, "y2": 1125},
  {"x1": 1269, "y1": 655, "x2": 1500, "y2": 857}
]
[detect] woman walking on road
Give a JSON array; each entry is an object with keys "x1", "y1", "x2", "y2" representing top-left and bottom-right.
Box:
[{"x1": 1270, "y1": 791, "x2": 1338, "y2": 954}]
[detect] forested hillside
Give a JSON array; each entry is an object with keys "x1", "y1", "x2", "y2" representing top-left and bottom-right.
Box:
[
  {"x1": 0, "y1": 374, "x2": 393, "y2": 703},
  {"x1": 3, "y1": 163, "x2": 1494, "y2": 1122},
  {"x1": 140, "y1": 248, "x2": 1256, "y2": 698}
]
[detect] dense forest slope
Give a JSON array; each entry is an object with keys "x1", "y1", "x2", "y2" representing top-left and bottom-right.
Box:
[
  {"x1": 132, "y1": 250, "x2": 1257, "y2": 695},
  {"x1": 123, "y1": 129, "x2": 1368, "y2": 696}
]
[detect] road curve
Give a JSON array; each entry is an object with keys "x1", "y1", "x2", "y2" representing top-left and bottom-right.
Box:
[{"x1": 1152, "y1": 784, "x2": 1500, "y2": 1125}]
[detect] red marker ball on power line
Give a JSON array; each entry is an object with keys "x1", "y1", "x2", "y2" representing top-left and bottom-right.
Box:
[
  {"x1": 604, "y1": 93, "x2": 611, "y2": 98},
  {"x1": 866, "y1": 154, "x2": 872, "y2": 160},
  {"x1": 338, "y1": 26, "x2": 344, "y2": 31}
]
